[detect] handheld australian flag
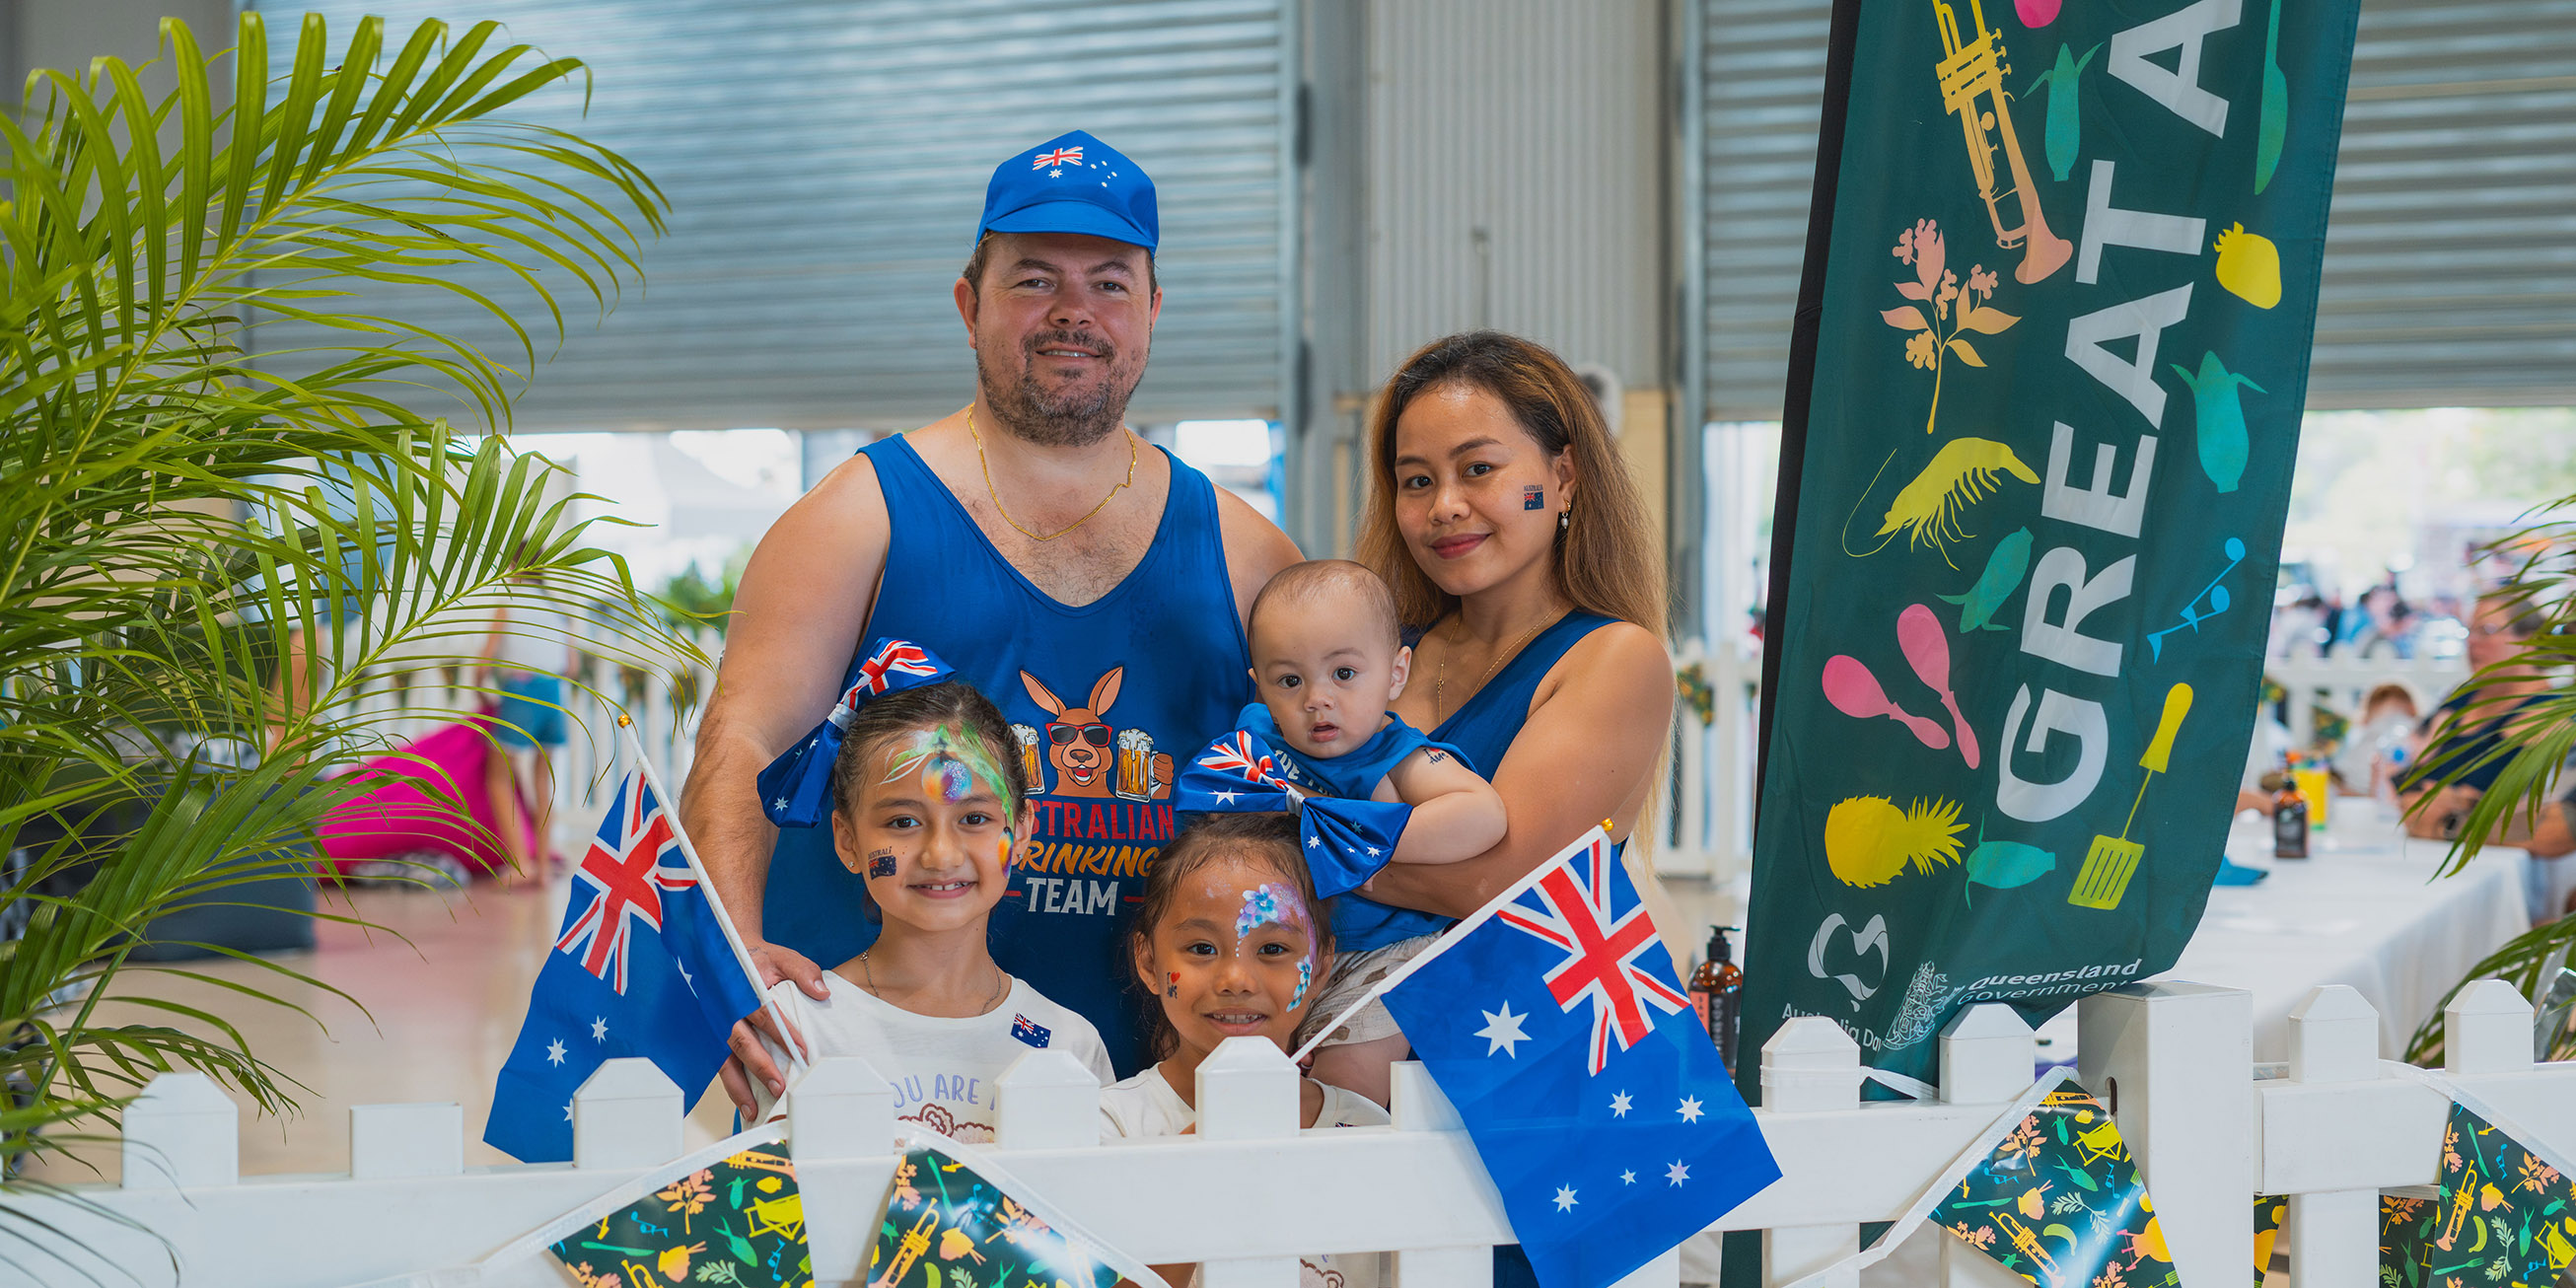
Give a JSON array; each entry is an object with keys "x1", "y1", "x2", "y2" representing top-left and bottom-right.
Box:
[
  {"x1": 1369, "y1": 830, "x2": 1779, "y2": 1288},
  {"x1": 485, "y1": 766, "x2": 766, "y2": 1162}
]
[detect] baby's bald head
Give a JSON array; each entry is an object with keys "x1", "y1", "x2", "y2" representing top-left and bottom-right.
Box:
[{"x1": 1249, "y1": 560, "x2": 1401, "y2": 654}]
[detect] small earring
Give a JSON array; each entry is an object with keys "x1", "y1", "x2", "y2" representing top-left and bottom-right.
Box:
[{"x1": 1558, "y1": 503, "x2": 1572, "y2": 533}]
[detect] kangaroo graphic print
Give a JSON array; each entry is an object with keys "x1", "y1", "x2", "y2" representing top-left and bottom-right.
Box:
[{"x1": 761, "y1": 435, "x2": 1249, "y2": 1076}]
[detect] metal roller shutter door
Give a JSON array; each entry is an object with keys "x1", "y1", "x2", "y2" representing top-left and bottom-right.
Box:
[
  {"x1": 1693, "y1": 0, "x2": 2576, "y2": 419},
  {"x1": 245, "y1": 0, "x2": 1293, "y2": 431}
]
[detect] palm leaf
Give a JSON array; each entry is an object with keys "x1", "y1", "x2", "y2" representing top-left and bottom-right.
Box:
[
  {"x1": 2399, "y1": 499, "x2": 2576, "y2": 1063},
  {"x1": 0, "y1": 9, "x2": 700, "y2": 1211}
]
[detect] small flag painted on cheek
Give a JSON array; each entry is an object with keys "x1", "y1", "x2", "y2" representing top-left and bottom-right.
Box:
[{"x1": 1524, "y1": 485, "x2": 1544, "y2": 510}]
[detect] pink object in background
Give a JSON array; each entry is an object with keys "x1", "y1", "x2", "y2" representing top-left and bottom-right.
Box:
[
  {"x1": 1896, "y1": 603, "x2": 1981, "y2": 768},
  {"x1": 2016, "y1": 0, "x2": 2061, "y2": 26},
  {"x1": 1822, "y1": 654, "x2": 1951, "y2": 751},
  {"x1": 315, "y1": 718, "x2": 532, "y2": 874}
]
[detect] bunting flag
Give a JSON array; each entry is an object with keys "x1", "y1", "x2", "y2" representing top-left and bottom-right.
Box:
[
  {"x1": 545, "y1": 1140, "x2": 810, "y2": 1288},
  {"x1": 867, "y1": 1135, "x2": 1155, "y2": 1288},
  {"x1": 1928, "y1": 1086, "x2": 2174, "y2": 1288},
  {"x1": 2253, "y1": 1193, "x2": 2285, "y2": 1285},
  {"x1": 2398, "y1": 1104, "x2": 2576, "y2": 1287},
  {"x1": 1743, "y1": 0, "x2": 2367, "y2": 1094}
]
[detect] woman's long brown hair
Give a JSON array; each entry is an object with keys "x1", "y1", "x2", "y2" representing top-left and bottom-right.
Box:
[{"x1": 1354, "y1": 330, "x2": 1667, "y2": 633}]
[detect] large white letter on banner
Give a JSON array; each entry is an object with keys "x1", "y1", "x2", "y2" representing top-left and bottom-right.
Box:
[
  {"x1": 1997, "y1": 686, "x2": 2111, "y2": 823},
  {"x1": 2065, "y1": 285, "x2": 2193, "y2": 426},
  {"x1": 2108, "y1": 0, "x2": 2242, "y2": 137}
]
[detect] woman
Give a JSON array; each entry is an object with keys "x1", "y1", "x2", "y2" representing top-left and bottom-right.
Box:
[{"x1": 1346, "y1": 330, "x2": 1678, "y2": 1288}]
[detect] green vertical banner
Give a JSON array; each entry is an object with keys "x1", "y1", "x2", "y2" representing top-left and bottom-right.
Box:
[{"x1": 1744, "y1": 0, "x2": 2361, "y2": 1090}]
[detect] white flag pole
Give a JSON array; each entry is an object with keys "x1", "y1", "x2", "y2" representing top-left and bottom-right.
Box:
[
  {"x1": 619, "y1": 716, "x2": 810, "y2": 1076},
  {"x1": 1289, "y1": 824, "x2": 1612, "y2": 1065}
]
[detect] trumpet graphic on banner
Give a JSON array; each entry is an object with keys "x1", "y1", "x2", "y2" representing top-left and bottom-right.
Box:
[{"x1": 1934, "y1": 0, "x2": 2072, "y2": 284}]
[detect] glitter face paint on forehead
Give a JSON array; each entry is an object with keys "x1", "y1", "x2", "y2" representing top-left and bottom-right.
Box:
[
  {"x1": 1233, "y1": 881, "x2": 1317, "y2": 1010},
  {"x1": 878, "y1": 722, "x2": 1013, "y2": 807}
]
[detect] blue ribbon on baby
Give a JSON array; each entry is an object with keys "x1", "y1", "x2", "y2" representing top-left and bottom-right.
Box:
[
  {"x1": 755, "y1": 637, "x2": 957, "y2": 827},
  {"x1": 1175, "y1": 728, "x2": 1412, "y2": 898}
]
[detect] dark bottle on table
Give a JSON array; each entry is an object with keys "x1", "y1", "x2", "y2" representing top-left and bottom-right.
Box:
[
  {"x1": 2273, "y1": 756, "x2": 2311, "y2": 859},
  {"x1": 1689, "y1": 926, "x2": 1744, "y2": 1073}
]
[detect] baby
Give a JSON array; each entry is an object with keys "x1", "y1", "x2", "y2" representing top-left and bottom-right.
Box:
[{"x1": 1237, "y1": 559, "x2": 1506, "y2": 1101}]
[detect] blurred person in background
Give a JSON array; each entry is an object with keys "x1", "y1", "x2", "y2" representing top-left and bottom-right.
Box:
[
  {"x1": 2399, "y1": 590, "x2": 2575, "y2": 917},
  {"x1": 484, "y1": 583, "x2": 574, "y2": 883}
]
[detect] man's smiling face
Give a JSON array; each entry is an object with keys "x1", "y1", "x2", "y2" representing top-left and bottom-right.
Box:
[{"x1": 957, "y1": 231, "x2": 1161, "y2": 448}]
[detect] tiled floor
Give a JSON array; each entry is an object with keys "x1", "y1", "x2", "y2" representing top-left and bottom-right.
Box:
[{"x1": 25, "y1": 870, "x2": 1743, "y2": 1184}]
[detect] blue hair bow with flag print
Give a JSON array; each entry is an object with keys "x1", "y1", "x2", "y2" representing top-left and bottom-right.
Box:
[
  {"x1": 1176, "y1": 729, "x2": 1411, "y2": 898},
  {"x1": 756, "y1": 638, "x2": 955, "y2": 827}
]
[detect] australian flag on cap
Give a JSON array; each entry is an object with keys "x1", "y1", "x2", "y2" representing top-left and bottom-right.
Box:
[{"x1": 978, "y1": 129, "x2": 1158, "y2": 252}]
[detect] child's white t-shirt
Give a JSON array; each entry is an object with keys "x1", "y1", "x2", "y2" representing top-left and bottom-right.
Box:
[
  {"x1": 1098, "y1": 1064, "x2": 1389, "y2": 1288},
  {"x1": 751, "y1": 971, "x2": 1112, "y2": 1141}
]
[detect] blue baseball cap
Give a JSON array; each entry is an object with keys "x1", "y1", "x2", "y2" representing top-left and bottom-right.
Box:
[{"x1": 975, "y1": 129, "x2": 1158, "y2": 252}]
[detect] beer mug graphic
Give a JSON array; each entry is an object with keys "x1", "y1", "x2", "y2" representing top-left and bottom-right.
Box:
[
  {"x1": 1115, "y1": 729, "x2": 1156, "y2": 801},
  {"x1": 1011, "y1": 725, "x2": 1043, "y2": 796}
]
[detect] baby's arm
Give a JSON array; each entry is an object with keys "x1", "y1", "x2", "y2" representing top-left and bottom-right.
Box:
[{"x1": 1380, "y1": 744, "x2": 1508, "y2": 864}]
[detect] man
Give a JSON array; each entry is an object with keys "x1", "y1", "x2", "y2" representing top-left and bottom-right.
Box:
[{"x1": 682, "y1": 130, "x2": 1301, "y2": 1110}]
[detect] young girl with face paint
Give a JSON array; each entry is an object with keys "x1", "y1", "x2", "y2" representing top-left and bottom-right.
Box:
[
  {"x1": 1103, "y1": 814, "x2": 1388, "y2": 1286},
  {"x1": 743, "y1": 680, "x2": 1112, "y2": 1136}
]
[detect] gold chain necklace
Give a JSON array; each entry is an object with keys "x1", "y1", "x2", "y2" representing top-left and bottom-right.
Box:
[
  {"x1": 967, "y1": 402, "x2": 1137, "y2": 542},
  {"x1": 1434, "y1": 612, "x2": 1554, "y2": 725},
  {"x1": 859, "y1": 949, "x2": 1008, "y2": 1015}
]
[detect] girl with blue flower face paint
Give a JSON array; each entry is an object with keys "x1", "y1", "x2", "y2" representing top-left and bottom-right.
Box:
[
  {"x1": 1122, "y1": 814, "x2": 1346, "y2": 1126},
  {"x1": 1108, "y1": 813, "x2": 1386, "y2": 1288}
]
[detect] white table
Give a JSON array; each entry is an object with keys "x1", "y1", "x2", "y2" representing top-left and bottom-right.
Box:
[{"x1": 2031, "y1": 805, "x2": 2533, "y2": 1065}]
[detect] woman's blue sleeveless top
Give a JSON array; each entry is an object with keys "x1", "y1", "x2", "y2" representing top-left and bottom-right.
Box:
[{"x1": 760, "y1": 434, "x2": 1252, "y2": 1075}]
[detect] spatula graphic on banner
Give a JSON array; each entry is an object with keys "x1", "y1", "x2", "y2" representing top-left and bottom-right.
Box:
[{"x1": 2068, "y1": 682, "x2": 2193, "y2": 910}]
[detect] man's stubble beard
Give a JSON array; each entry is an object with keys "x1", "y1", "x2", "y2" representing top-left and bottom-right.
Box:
[{"x1": 975, "y1": 329, "x2": 1150, "y2": 450}]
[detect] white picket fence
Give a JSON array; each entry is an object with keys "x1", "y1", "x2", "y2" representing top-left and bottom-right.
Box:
[
  {"x1": 17, "y1": 976, "x2": 2575, "y2": 1288},
  {"x1": 2261, "y1": 654, "x2": 2466, "y2": 751},
  {"x1": 1660, "y1": 637, "x2": 1760, "y2": 886}
]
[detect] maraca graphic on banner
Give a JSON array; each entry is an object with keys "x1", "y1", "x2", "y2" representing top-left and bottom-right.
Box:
[
  {"x1": 2148, "y1": 537, "x2": 2248, "y2": 661},
  {"x1": 1896, "y1": 603, "x2": 1979, "y2": 768},
  {"x1": 1823, "y1": 654, "x2": 1949, "y2": 751}
]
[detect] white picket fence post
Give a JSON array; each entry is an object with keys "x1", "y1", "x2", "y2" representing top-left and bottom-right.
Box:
[
  {"x1": 22, "y1": 977, "x2": 2576, "y2": 1288},
  {"x1": 1937, "y1": 1006, "x2": 2039, "y2": 1288},
  {"x1": 1196, "y1": 1038, "x2": 1306, "y2": 1288},
  {"x1": 1759, "y1": 1017, "x2": 1862, "y2": 1288},
  {"x1": 788, "y1": 1054, "x2": 897, "y2": 1282},
  {"x1": 1391, "y1": 1059, "x2": 1496, "y2": 1288},
  {"x1": 120, "y1": 1071, "x2": 238, "y2": 1191},
  {"x1": 2278, "y1": 985, "x2": 2380, "y2": 1288},
  {"x1": 2077, "y1": 982, "x2": 2254, "y2": 1287}
]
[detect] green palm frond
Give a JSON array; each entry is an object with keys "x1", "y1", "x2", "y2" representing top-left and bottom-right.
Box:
[
  {"x1": 0, "y1": 11, "x2": 698, "y2": 1190},
  {"x1": 2400, "y1": 500, "x2": 2576, "y2": 1064}
]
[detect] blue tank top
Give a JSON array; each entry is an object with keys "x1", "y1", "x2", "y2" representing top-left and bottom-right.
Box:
[
  {"x1": 1332, "y1": 611, "x2": 1622, "y2": 951},
  {"x1": 761, "y1": 435, "x2": 1252, "y2": 1076}
]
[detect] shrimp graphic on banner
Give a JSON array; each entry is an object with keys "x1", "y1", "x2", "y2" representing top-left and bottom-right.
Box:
[
  {"x1": 1295, "y1": 828, "x2": 1779, "y2": 1288},
  {"x1": 485, "y1": 718, "x2": 784, "y2": 1163}
]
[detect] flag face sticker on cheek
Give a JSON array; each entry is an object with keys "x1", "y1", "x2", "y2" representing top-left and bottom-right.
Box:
[
  {"x1": 546, "y1": 1142, "x2": 810, "y2": 1287},
  {"x1": 1930, "y1": 1088, "x2": 2173, "y2": 1288}
]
